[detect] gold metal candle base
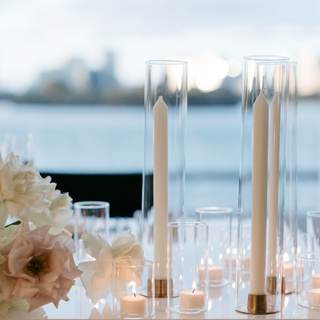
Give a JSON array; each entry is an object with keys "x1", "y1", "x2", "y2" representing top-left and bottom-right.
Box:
[
  {"x1": 146, "y1": 279, "x2": 174, "y2": 298},
  {"x1": 248, "y1": 294, "x2": 267, "y2": 313},
  {"x1": 235, "y1": 294, "x2": 279, "y2": 314},
  {"x1": 281, "y1": 276, "x2": 295, "y2": 295},
  {"x1": 266, "y1": 276, "x2": 277, "y2": 294}
]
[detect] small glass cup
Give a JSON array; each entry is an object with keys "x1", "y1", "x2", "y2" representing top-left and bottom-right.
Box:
[
  {"x1": 167, "y1": 221, "x2": 208, "y2": 314},
  {"x1": 196, "y1": 207, "x2": 231, "y2": 287},
  {"x1": 297, "y1": 253, "x2": 320, "y2": 309},
  {"x1": 112, "y1": 260, "x2": 155, "y2": 319},
  {"x1": 1, "y1": 133, "x2": 34, "y2": 164},
  {"x1": 74, "y1": 201, "x2": 110, "y2": 263},
  {"x1": 307, "y1": 211, "x2": 320, "y2": 250}
]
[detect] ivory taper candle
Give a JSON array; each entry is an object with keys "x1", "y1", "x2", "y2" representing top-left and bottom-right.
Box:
[
  {"x1": 267, "y1": 92, "x2": 281, "y2": 277},
  {"x1": 250, "y1": 90, "x2": 269, "y2": 295},
  {"x1": 153, "y1": 96, "x2": 168, "y2": 280}
]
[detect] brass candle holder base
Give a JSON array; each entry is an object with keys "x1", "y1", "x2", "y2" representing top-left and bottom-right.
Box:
[
  {"x1": 145, "y1": 279, "x2": 174, "y2": 298},
  {"x1": 235, "y1": 294, "x2": 279, "y2": 314},
  {"x1": 281, "y1": 276, "x2": 295, "y2": 295},
  {"x1": 266, "y1": 276, "x2": 277, "y2": 294}
]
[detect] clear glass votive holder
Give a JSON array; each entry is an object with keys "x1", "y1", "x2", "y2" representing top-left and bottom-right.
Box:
[
  {"x1": 307, "y1": 211, "x2": 320, "y2": 251},
  {"x1": 112, "y1": 259, "x2": 155, "y2": 319},
  {"x1": 74, "y1": 201, "x2": 110, "y2": 262},
  {"x1": 296, "y1": 253, "x2": 320, "y2": 309},
  {"x1": 167, "y1": 221, "x2": 208, "y2": 314},
  {"x1": 283, "y1": 234, "x2": 296, "y2": 294},
  {"x1": 196, "y1": 207, "x2": 231, "y2": 287}
]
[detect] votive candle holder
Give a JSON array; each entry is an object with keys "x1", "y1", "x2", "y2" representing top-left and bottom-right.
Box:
[
  {"x1": 167, "y1": 221, "x2": 208, "y2": 314},
  {"x1": 112, "y1": 259, "x2": 155, "y2": 319},
  {"x1": 196, "y1": 207, "x2": 231, "y2": 286},
  {"x1": 297, "y1": 253, "x2": 320, "y2": 309}
]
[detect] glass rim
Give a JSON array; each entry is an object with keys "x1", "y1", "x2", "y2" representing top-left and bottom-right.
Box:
[
  {"x1": 74, "y1": 201, "x2": 110, "y2": 209},
  {"x1": 167, "y1": 221, "x2": 208, "y2": 228},
  {"x1": 112, "y1": 259, "x2": 153, "y2": 268},
  {"x1": 297, "y1": 253, "x2": 320, "y2": 261},
  {"x1": 146, "y1": 60, "x2": 187, "y2": 66},
  {"x1": 307, "y1": 211, "x2": 320, "y2": 217},
  {"x1": 244, "y1": 55, "x2": 290, "y2": 62},
  {"x1": 196, "y1": 206, "x2": 232, "y2": 214}
]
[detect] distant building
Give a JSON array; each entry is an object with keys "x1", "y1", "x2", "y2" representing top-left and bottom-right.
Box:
[
  {"x1": 40, "y1": 58, "x2": 90, "y2": 95},
  {"x1": 89, "y1": 52, "x2": 118, "y2": 92}
]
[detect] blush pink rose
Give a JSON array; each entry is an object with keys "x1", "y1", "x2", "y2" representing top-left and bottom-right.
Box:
[{"x1": 0, "y1": 222, "x2": 82, "y2": 312}]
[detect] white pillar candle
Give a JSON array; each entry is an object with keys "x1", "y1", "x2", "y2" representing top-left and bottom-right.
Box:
[
  {"x1": 120, "y1": 283, "x2": 147, "y2": 314},
  {"x1": 312, "y1": 274, "x2": 320, "y2": 288},
  {"x1": 198, "y1": 266, "x2": 223, "y2": 282},
  {"x1": 267, "y1": 93, "x2": 281, "y2": 277},
  {"x1": 308, "y1": 288, "x2": 320, "y2": 306},
  {"x1": 250, "y1": 90, "x2": 269, "y2": 295},
  {"x1": 283, "y1": 263, "x2": 294, "y2": 278},
  {"x1": 153, "y1": 96, "x2": 168, "y2": 280}
]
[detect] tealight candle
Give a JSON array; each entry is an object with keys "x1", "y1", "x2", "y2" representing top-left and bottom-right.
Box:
[
  {"x1": 308, "y1": 288, "x2": 320, "y2": 306},
  {"x1": 312, "y1": 274, "x2": 320, "y2": 288},
  {"x1": 283, "y1": 263, "x2": 294, "y2": 278},
  {"x1": 180, "y1": 282, "x2": 205, "y2": 309},
  {"x1": 198, "y1": 266, "x2": 223, "y2": 282},
  {"x1": 120, "y1": 281, "x2": 146, "y2": 315}
]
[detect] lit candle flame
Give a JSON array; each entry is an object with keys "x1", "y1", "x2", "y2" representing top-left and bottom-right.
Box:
[
  {"x1": 129, "y1": 281, "x2": 136, "y2": 297},
  {"x1": 208, "y1": 258, "x2": 213, "y2": 265},
  {"x1": 192, "y1": 281, "x2": 196, "y2": 293}
]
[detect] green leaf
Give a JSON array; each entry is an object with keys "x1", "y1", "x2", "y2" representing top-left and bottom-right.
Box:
[{"x1": 5, "y1": 221, "x2": 21, "y2": 228}]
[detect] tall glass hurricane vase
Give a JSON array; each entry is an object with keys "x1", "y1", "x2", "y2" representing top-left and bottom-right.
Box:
[
  {"x1": 236, "y1": 56, "x2": 289, "y2": 314},
  {"x1": 141, "y1": 60, "x2": 187, "y2": 297},
  {"x1": 283, "y1": 61, "x2": 298, "y2": 294}
]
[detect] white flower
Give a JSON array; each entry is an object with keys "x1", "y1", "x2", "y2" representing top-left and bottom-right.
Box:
[
  {"x1": 0, "y1": 153, "x2": 51, "y2": 228},
  {"x1": 78, "y1": 230, "x2": 145, "y2": 304},
  {"x1": 0, "y1": 224, "x2": 20, "y2": 264},
  {"x1": 30, "y1": 178, "x2": 73, "y2": 234},
  {"x1": 0, "y1": 295, "x2": 29, "y2": 316}
]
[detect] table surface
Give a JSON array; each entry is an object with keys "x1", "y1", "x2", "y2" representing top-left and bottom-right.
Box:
[
  {"x1": 4, "y1": 217, "x2": 318, "y2": 319},
  {"x1": 17, "y1": 282, "x2": 316, "y2": 319}
]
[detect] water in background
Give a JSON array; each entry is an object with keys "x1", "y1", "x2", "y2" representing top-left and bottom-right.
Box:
[{"x1": 0, "y1": 100, "x2": 319, "y2": 231}]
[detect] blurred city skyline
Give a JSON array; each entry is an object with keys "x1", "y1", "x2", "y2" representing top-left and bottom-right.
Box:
[{"x1": 0, "y1": 0, "x2": 320, "y2": 96}]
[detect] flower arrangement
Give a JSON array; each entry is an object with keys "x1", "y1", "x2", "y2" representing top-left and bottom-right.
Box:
[
  {"x1": 79, "y1": 229, "x2": 145, "y2": 304},
  {"x1": 0, "y1": 153, "x2": 82, "y2": 314}
]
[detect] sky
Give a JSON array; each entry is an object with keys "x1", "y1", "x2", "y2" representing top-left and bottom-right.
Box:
[{"x1": 0, "y1": 0, "x2": 320, "y2": 93}]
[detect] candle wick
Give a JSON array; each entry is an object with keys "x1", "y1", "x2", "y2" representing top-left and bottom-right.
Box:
[
  {"x1": 134, "y1": 293, "x2": 136, "y2": 298},
  {"x1": 262, "y1": 88, "x2": 266, "y2": 93},
  {"x1": 192, "y1": 289, "x2": 195, "y2": 293}
]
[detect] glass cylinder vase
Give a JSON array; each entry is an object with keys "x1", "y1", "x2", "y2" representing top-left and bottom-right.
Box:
[
  {"x1": 236, "y1": 55, "x2": 289, "y2": 314},
  {"x1": 167, "y1": 221, "x2": 208, "y2": 314},
  {"x1": 141, "y1": 60, "x2": 187, "y2": 296},
  {"x1": 283, "y1": 61, "x2": 298, "y2": 294}
]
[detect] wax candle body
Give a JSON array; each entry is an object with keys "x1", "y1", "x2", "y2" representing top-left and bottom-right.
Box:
[
  {"x1": 308, "y1": 288, "x2": 320, "y2": 306},
  {"x1": 153, "y1": 96, "x2": 168, "y2": 280},
  {"x1": 120, "y1": 295, "x2": 147, "y2": 314},
  {"x1": 312, "y1": 274, "x2": 320, "y2": 288},
  {"x1": 267, "y1": 93, "x2": 281, "y2": 277},
  {"x1": 250, "y1": 91, "x2": 269, "y2": 295},
  {"x1": 179, "y1": 290, "x2": 205, "y2": 309},
  {"x1": 198, "y1": 266, "x2": 223, "y2": 282}
]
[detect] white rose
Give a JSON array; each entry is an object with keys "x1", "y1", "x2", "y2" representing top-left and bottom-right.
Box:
[
  {"x1": 30, "y1": 179, "x2": 73, "y2": 234},
  {"x1": 0, "y1": 153, "x2": 51, "y2": 228}
]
